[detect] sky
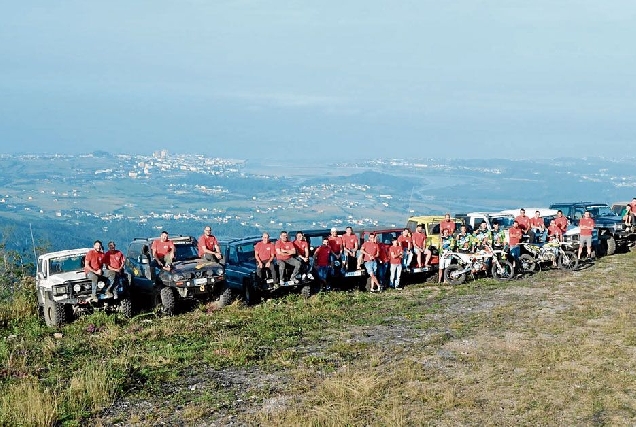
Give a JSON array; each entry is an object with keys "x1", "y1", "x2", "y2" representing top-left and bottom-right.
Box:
[{"x1": 1, "y1": 1, "x2": 634, "y2": 160}]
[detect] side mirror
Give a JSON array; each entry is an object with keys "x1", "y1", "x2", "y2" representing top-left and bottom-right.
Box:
[{"x1": 139, "y1": 255, "x2": 150, "y2": 264}]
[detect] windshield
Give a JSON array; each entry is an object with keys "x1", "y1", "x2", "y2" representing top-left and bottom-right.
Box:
[
  {"x1": 174, "y1": 243, "x2": 199, "y2": 261},
  {"x1": 48, "y1": 255, "x2": 84, "y2": 274},
  {"x1": 491, "y1": 216, "x2": 514, "y2": 229},
  {"x1": 586, "y1": 205, "x2": 617, "y2": 217}
]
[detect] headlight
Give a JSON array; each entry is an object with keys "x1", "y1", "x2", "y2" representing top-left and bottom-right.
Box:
[
  {"x1": 73, "y1": 284, "x2": 81, "y2": 292},
  {"x1": 172, "y1": 273, "x2": 185, "y2": 281},
  {"x1": 215, "y1": 268, "x2": 224, "y2": 276},
  {"x1": 53, "y1": 284, "x2": 68, "y2": 296},
  {"x1": 97, "y1": 282, "x2": 105, "y2": 289}
]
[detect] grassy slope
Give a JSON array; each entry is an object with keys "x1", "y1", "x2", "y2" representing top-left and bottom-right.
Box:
[{"x1": 1, "y1": 251, "x2": 635, "y2": 426}]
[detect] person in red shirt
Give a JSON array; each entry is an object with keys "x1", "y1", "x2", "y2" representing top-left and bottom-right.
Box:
[
  {"x1": 327, "y1": 228, "x2": 344, "y2": 272},
  {"x1": 515, "y1": 209, "x2": 531, "y2": 235},
  {"x1": 376, "y1": 238, "x2": 390, "y2": 288},
  {"x1": 313, "y1": 237, "x2": 331, "y2": 289},
  {"x1": 578, "y1": 211, "x2": 595, "y2": 260},
  {"x1": 547, "y1": 220, "x2": 563, "y2": 242},
  {"x1": 151, "y1": 231, "x2": 175, "y2": 271},
  {"x1": 341, "y1": 226, "x2": 359, "y2": 273},
  {"x1": 360, "y1": 233, "x2": 381, "y2": 292},
  {"x1": 276, "y1": 231, "x2": 301, "y2": 283},
  {"x1": 554, "y1": 210, "x2": 568, "y2": 233},
  {"x1": 412, "y1": 224, "x2": 432, "y2": 269},
  {"x1": 293, "y1": 231, "x2": 310, "y2": 272},
  {"x1": 102, "y1": 241, "x2": 126, "y2": 299},
  {"x1": 84, "y1": 240, "x2": 105, "y2": 302},
  {"x1": 440, "y1": 213, "x2": 456, "y2": 236},
  {"x1": 508, "y1": 221, "x2": 524, "y2": 270},
  {"x1": 254, "y1": 232, "x2": 277, "y2": 283},
  {"x1": 626, "y1": 198, "x2": 636, "y2": 226},
  {"x1": 397, "y1": 228, "x2": 413, "y2": 268},
  {"x1": 388, "y1": 238, "x2": 404, "y2": 289},
  {"x1": 198, "y1": 226, "x2": 222, "y2": 262},
  {"x1": 529, "y1": 211, "x2": 546, "y2": 243}
]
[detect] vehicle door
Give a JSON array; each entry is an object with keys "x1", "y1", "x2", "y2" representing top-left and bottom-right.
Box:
[{"x1": 126, "y1": 242, "x2": 154, "y2": 297}]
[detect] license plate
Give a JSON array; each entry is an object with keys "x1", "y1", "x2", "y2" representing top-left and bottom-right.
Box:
[
  {"x1": 194, "y1": 278, "x2": 207, "y2": 285},
  {"x1": 345, "y1": 271, "x2": 362, "y2": 277}
]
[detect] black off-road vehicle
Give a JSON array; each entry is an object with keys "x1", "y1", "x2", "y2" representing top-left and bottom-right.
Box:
[{"x1": 125, "y1": 235, "x2": 228, "y2": 315}]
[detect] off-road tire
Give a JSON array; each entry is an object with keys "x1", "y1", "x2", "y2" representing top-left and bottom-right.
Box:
[
  {"x1": 43, "y1": 297, "x2": 66, "y2": 328},
  {"x1": 519, "y1": 254, "x2": 537, "y2": 273},
  {"x1": 243, "y1": 279, "x2": 261, "y2": 305},
  {"x1": 218, "y1": 287, "x2": 234, "y2": 308},
  {"x1": 444, "y1": 265, "x2": 466, "y2": 285},
  {"x1": 606, "y1": 236, "x2": 616, "y2": 256},
  {"x1": 119, "y1": 297, "x2": 133, "y2": 318},
  {"x1": 160, "y1": 287, "x2": 176, "y2": 315},
  {"x1": 558, "y1": 251, "x2": 579, "y2": 271},
  {"x1": 300, "y1": 284, "x2": 312, "y2": 299},
  {"x1": 492, "y1": 260, "x2": 514, "y2": 281}
]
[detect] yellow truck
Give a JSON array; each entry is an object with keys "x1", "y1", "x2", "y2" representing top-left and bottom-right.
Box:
[{"x1": 405, "y1": 215, "x2": 464, "y2": 249}]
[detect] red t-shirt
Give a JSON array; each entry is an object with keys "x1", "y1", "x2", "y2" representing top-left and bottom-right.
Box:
[
  {"x1": 509, "y1": 227, "x2": 523, "y2": 246},
  {"x1": 530, "y1": 217, "x2": 544, "y2": 228},
  {"x1": 515, "y1": 215, "x2": 531, "y2": 232},
  {"x1": 412, "y1": 231, "x2": 427, "y2": 248},
  {"x1": 152, "y1": 239, "x2": 175, "y2": 258},
  {"x1": 579, "y1": 217, "x2": 595, "y2": 236},
  {"x1": 314, "y1": 245, "x2": 330, "y2": 267},
  {"x1": 293, "y1": 239, "x2": 309, "y2": 257},
  {"x1": 629, "y1": 201, "x2": 636, "y2": 214},
  {"x1": 361, "y1": 241, "x2": 379, "y2": 262},
  {"x1": 102, "y1": 249, "x2": 125, "y2": 270},
  {"x1": 440, "y1": 220, "x2": 456, "y2": 235},
  {"x1": 377, "y1": 243, "x2": 389, "y2": 263},
  {"x1": 388, "y1": 245, "x2": 403, "y2": 265},
  {"x1": 197, "y1": 234, "x2": 218, "y2": 257},
  {"x1": 547, "y1": 225, "x2": 562, "y2": 238},
  {"x1": 254, "y1": 241, "x2": 275, "y2": 263},
  {"x1": 554, "y1": 216, "x2": 568, "y2": 232},
  {"x1": 342, "y1": 234, "x2": 358, "y2": 250},
  {"x1": 397, "y1": 235, "x2": 412, "y2": 250},
  {"x1": 84, "y1": 249, "x2": 104, "y2": 273},
  {"x1": 275, "y1": 240, "x2": 296, "y2": 261},
  {"x1": 328, "y1": 236, "x2": 343, "y2": 254}
]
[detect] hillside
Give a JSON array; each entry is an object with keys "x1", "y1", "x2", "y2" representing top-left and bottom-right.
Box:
[{"x1": 1, "y1": 250, "x2": 636, "y2": 425}]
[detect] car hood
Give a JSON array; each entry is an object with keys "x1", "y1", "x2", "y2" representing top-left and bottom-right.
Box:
[
  {"x1": 44, "y1": 271, "x2": 88, "y2": 285},
  {"x1": 169, "y1": 259, "x2": 223, "y2": 274}
]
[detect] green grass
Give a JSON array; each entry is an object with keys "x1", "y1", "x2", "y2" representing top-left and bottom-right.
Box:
[{"x1": 2, "y1": 251, "x2": 636, "y2": 425}]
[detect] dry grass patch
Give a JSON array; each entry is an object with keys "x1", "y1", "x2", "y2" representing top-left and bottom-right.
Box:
[{"x1": 0, "y1": 379, "x2": 58, "y2": 427}]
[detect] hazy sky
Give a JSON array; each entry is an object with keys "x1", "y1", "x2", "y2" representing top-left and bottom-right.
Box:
[{"x1": 1, "y1": 1, "x2": 634, "y2": 160}]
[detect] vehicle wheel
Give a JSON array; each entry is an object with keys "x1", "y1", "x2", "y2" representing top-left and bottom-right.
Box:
[
  {"x1": 443, "y1": 265, "x2": 466, "y2": 285},
  {"x1": 558, "y1": 251, "x2": 579, "y2": 271},
  {"x1": 300, "y1": 284, "x2": 312, "y2": 299},
  {"x1": 218, "y1": 287, "x2": 234, "y2": 308},
  {"x1": 160, "y1": 287, "x2": 176, "y2": 315},
  {"x1": 119, "y1": 297, "x2": 133, "y2": 318},
  {"x1": 606, "y1": 236, "x2": 616, "y2": 256},
  {"x1": 519, "y1": 254, "x2": 537, "y2": 273},
  {"x1": 43, "y1": 297, "x2": 66, "y2": 328},
  {"x1": 492, "y1": 260, "x2": 514, "y2": 281},
  {"x1": 243, "y1": 280, "x2": 261, "y2": 305}
]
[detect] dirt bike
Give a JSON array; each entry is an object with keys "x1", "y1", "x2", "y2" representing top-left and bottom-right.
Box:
[
  {"x1": 518, "y1": 241, "x2": 578, "y2": 273},
  {"x1": 443, "y1": 248, "x2": 514, "y2": 285}
]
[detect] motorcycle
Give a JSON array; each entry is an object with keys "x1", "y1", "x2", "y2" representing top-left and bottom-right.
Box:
[
  {"x1": 443, "y1": 248, "x2": 514, "y2": 285},
  {"x1": 518, "y1": 241, "x2": 578, "y2": 273}
]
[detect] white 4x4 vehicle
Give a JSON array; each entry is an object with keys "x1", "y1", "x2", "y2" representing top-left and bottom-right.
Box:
[{"x1": 36, "y1": 248, "x2": 132, "y2": 327}]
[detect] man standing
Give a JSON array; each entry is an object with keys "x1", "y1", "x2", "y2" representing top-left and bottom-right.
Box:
[
  {"x1": 388, "y1": 238, "x2": 404, "y2": 289},
  {"x1": 508, "y1": 221, "x2": 524, "y2": 271},
  {"x1": 85, "y1": 240, "x2": 105, "y2": 302},
  {"x1": 151, "y1": 231, "x2": 175, "y2": 271},
  {"x1": 276, "y1": 231, "x2": 301, "y2": 283},
  {"x1": 412, "y1": 224, "x2": 432, "y2": 269},
  {"x1": 578, "y1": 211, "x2": 595, "y2": 260},
  {"x1": 438, "y1": 229, "x2": 456, "y2": 283},
  {"x1": 529, "y1": 210, "x2": 546, "y2": 243},
  {"x1": 102, "y1": 241, "x2": 125, "y2": 299},
  {"x1": 397, "y1": 228, "x2": 413, "y2": 268},
  {"x1": 313, "y1": 237, "x2": 331, "y2": 290},
  {"x1": 198, "y1": 226, "x2": 222, "y2": 262},
  {"x1": 360, "y1": 233, "x2": 381, "y2": 292},
  {"x1": 440, "y1": 213, "x2": 456, "y2": 235},
  {"x1": 341, "y1": 226, "x2": 359, "y2": 273},
  {"x1": 554, "y1": 210, "x2": 568, "y2": 234},
  {"x1": 255, "y1": 232, "x2": 277, "y2": 284}
]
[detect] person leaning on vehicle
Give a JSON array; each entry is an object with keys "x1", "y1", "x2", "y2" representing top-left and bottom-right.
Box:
[
  {"x1": 275, "y1": 231, "x2": 301, "y2": 284},
  {"x1": 254, "y1": 232, "x2": 277, "y2": 284},
  {"x1": 578, "y1": 211, "x2": 595, "y2": 260},
  {"x1": 388, "y1": 238, "x2": 404, "y2": 289},
  {"x1": 102, "y1": 241, "x2": 125, "y2": 299},
  {"x1": 530, "y1": 210, "x2": 546, "y2": 243},
  {"x1": 397, "y1": 228, "x2": 413, "y2": 268},
  {"x1": 151, "y1": 231, "x2": 175, "y2": 271},
  {"x1": 440, "y1": 213, "x2": 456, "y2": 236},
  {"x1": 359, "y1": 233, "x2": 381, "y2": 292},
  {"x1": 437, "y1": 228, "x2": 456, "y2": 283},
  {"x1": 554, "y1": 210, "x2": 568, "y2": 234},
  {"x1": 85, "y1": 240, "x2": 105, "y2": 302},
  {"x1": 198, "y1": 226, "x2": 222, "y2": 262},
  {"x1": 341, "y1": 226, "x2": 359, "y2": 272},
  {"x1": 508, "y1": 221, "x2": 523, "y2": 271},
  {"x1": 412, "y1": 224, "x2": 432, "y2": 269},
  {"x1": 313, "y1": 237, "x2": 331, "y2": 290}
]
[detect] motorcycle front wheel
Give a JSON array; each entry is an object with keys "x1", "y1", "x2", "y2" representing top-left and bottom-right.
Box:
[{"x1": 444, "y1": 264, "x2": 466, "y2": 285}]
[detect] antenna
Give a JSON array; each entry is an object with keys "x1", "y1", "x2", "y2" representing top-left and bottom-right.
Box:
[{"x1": 29, "y1": 223, "x2": 37, "y2": 261}]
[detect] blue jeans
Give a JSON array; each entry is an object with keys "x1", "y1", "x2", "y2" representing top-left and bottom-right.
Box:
[
  {"x1": 364, "y1": 260, "x2": 377, "y2": 276},
  {"x1": 376, "y1": 262, "x2": 388, "y2": 285}
]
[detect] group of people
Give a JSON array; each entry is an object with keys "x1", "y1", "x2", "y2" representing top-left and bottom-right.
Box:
[
  {"x1": 621, "y1": 198, "x2": 636, "y2": 226},
  {"x1": 84, "y1": 240, "x2": 126, "y2": 301}
]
